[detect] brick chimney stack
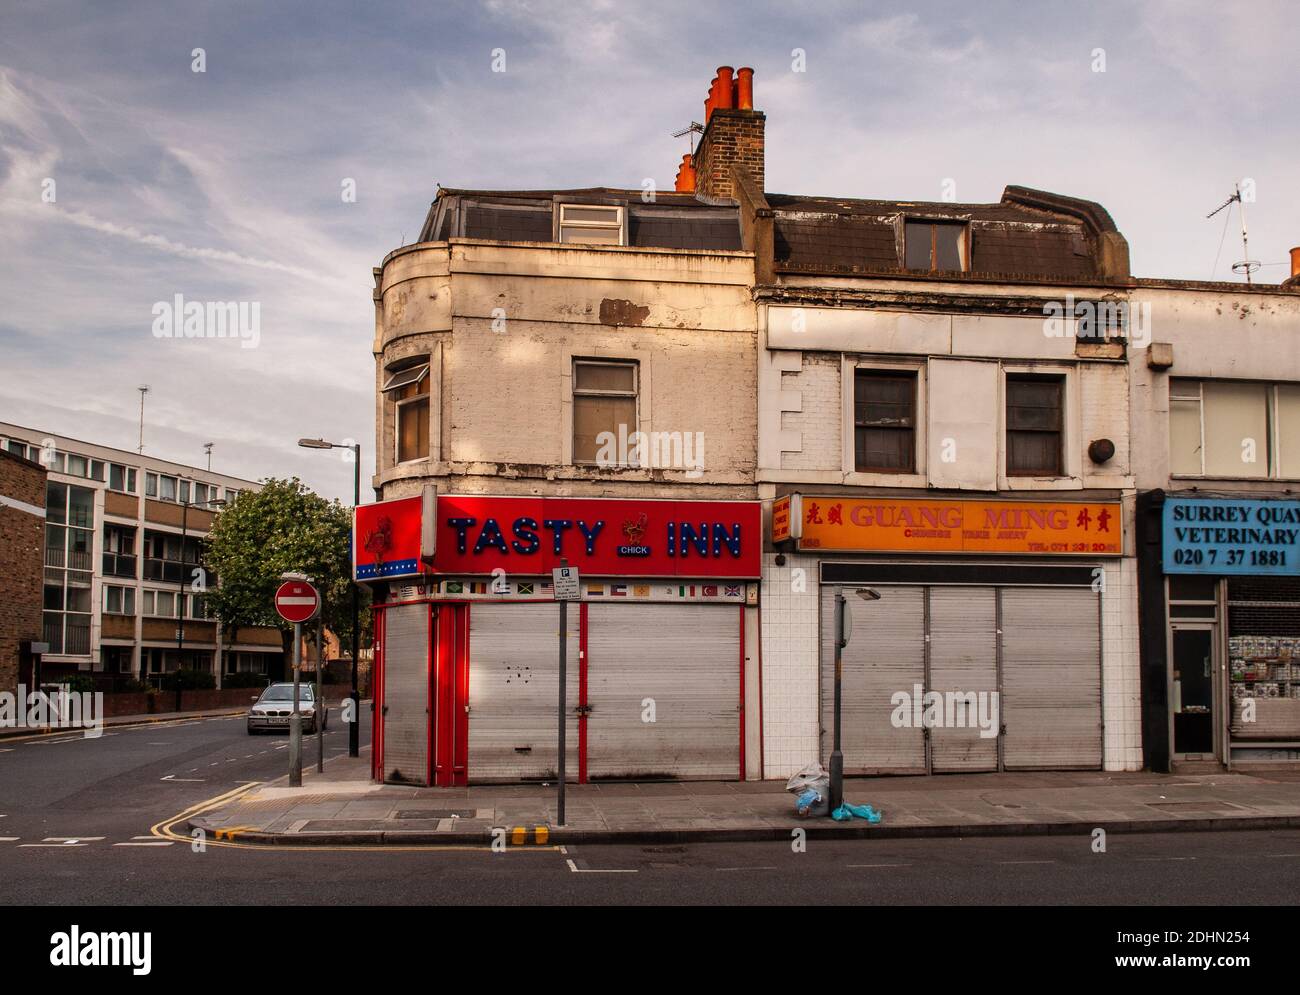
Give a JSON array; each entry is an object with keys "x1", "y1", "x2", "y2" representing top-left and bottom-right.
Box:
[{"x1": 691, "y1": 65, "x2": 764, "y2": 203}]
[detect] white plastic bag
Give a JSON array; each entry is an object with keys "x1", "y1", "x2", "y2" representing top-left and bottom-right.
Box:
[{"x1": 786, "y1": 761, "x2": 829, "y2": 795}]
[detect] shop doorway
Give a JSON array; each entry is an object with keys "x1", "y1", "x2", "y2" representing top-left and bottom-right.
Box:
[{"x1": 1171, "y1": 623, "x2": 1217, "y2": 758}]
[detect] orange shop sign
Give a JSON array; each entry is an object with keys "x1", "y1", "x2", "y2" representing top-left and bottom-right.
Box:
[{"x1": 794, "y1": 497, "x2": 1122, "y2": 556}]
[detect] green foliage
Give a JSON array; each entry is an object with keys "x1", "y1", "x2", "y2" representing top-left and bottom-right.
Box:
[
  {"x1": 162, "y1": 668, "x2": 216, "y2": 691},
  {"x1": 204, "y1": 478, "x2": 371, "y2": 651},
  {"x1": 60, "y1": 674, "x2": 96, "y2": 693}
]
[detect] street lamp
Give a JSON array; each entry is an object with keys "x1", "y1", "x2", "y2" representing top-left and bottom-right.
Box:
[
  {"x1": 177, "y1": 489, "x2": 225, "y2": 675},
  {"x1": 829, "y1": 586, "x2": 880, "y2": 815},
  {"x1": 298, "y1": 437, "x2": 363, "y2": 758}
]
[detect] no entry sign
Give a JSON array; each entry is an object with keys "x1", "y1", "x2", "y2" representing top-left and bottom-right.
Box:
[{"x1": 274, "y1": 579, "x2": 320, "y2": 624}]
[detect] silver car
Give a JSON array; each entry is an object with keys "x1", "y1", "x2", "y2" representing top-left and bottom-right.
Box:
[{"x1": 247, "y1": 682, "x2": 328, "y2": 735}]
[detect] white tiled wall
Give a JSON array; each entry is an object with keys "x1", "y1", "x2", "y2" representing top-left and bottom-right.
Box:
[
  {"x1": 1101, "y1": 556, "x2": 1144, "y2": 770},
  {"x1": 759, "y1": 551, "x2": 822, "y2": 778}
]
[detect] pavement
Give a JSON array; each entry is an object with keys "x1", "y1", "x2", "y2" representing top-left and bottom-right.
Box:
[{"x1": 187, "y1": 752, "x2": 1300, "y2": 846}]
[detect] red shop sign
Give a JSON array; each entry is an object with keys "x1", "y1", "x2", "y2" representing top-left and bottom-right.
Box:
[
  {"x1": 353, "y1": 486, "x2": 436, "y2": 581},
  {"x1": 434, "y1": 495, "x2": 761, "y2": 579}
]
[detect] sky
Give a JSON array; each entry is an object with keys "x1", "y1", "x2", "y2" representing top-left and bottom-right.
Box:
[{"x1": 1, "y1": 0, "x2": 1297, "y2": 503}]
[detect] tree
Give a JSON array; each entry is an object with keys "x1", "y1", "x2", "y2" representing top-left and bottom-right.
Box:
[{"x1": 204, "y1": 477, "x2": 370, "y2": 676}]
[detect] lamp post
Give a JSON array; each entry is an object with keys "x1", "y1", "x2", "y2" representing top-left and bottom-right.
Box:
[
  {"x1": 177, "y1": 489, "x2": 225, "y2": 676},
  {"x1": 829, "y1": 587, "x2": 880, "y2": 815},
  {"x1": 298, "y1": 437, "x2": 363, "y2": 758}
]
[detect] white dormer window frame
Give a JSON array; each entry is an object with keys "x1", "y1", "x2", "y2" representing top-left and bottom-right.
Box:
[{"x1": 556, "y1": 203, "x2": 626, "y2": 246}]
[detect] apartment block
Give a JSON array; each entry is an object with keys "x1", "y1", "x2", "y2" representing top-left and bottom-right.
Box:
[{"x1": 0, "y1": 423, "x2": 283, "y2": 688}]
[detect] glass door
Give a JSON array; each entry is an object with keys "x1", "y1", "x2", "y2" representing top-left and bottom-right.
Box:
[{"x1": 1171, "y1": 624, "x2": 1217, "y2": 757}]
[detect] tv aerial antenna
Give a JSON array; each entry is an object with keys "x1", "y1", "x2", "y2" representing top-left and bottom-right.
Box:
[
  {"x1": 1206, "y1": 183, "x2": 1260, "y2": 284},
  {"x1": 672, "y1": 121, "x2": 703, "y2": 154}
]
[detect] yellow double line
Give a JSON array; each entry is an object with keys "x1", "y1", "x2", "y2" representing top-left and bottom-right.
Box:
[{"x1": 151, "y1": 783, "x2": 557, "y2": 853}]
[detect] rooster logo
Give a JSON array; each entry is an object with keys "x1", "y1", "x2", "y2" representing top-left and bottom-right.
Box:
[
  {"x1": 622, "y1": 513, "x2": 648, "y2": 545},
  {"x1": 364, "y1": 515, "x2": 394, "y2": 570}
]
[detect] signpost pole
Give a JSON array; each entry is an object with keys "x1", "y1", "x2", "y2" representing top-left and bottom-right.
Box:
[
  {"x1": 290, "y1": 621, "x2": 302, "y2": 787},
  {"x1": 829, "y1": 587, "x2": 845, "y2": 814},
  {"x1": 557, "y1": 558, "x2": 568, "y2": 828},
  {"x1": 316, "y1": 613, "x2": 324, "y2": 774}
]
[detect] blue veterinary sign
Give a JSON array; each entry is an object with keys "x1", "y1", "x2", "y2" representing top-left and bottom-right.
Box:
[{"x1": 1163, "y1": 497, "x2": 1300, "y2": 575}]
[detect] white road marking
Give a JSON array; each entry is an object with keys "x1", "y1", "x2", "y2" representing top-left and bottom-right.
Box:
[
  {"x1": 0, "y1": 748, "x2": 14, "y2": 753},
  {"x1": 0, "y1": 837, "x2": 20, "y2": 842},
  {"x1": 161, "y1": 774, "x2": 205, "y2": 782},
  {"x1": 113, "y1": 841, "x2": 174, "y2": 847},
  {"x1": 1134, "y1": 856, "x2": 1197, "y2": 862},
  {"x1": 565, "y1": 859, "x2": 637, "y2": 874},
  {"x1": 19, "y1": 843, "x2": 88, "y2": 847}
]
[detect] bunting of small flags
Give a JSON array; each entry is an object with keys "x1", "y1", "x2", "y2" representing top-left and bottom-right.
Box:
[
  {"x1": 517, "y1": 582, "x2": 535, "y2": 595},
  {"x1": 610, "y1": 584, "x2": 627, "y2": 597}
]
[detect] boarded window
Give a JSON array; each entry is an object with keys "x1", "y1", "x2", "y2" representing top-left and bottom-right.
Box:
[
  {"x1": 1006, "y1": 375, "x2": 1064, "y2": 476},
  {"x1": 573, "y1": 360, "x2": 637, "y2": 464},
  {"x1": 854, "y1": 370, "x2": 916, "y2": 472}
]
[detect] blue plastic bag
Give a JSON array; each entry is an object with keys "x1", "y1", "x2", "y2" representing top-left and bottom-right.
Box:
[
  {"x1": 832, "y1": 802, "x2": 883, "y2": 823},
  {"x1": 795, "y1": 787, "x2": 828, "y2": 817}
]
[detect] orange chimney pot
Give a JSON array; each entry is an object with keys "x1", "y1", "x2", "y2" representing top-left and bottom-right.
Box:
[
  {"x1": 736, "y1": 67, "x2": 754, "y2": 109},
  {"x1": 1291, "y1": 246, "x2": 1300, "y2": 280},
  {"x1": 715, "y1": 66, "x2": 734, "y2": 109},
  {"x1": 676, "y1": 153, "x2": 696, "y2": 193}
]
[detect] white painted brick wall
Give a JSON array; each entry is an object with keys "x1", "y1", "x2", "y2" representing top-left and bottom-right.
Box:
[
  {"x1": 1080, "y1": 364, "x2": 1131, "y2": 480},
  {"x1": 779, "y1": 354, "x2": 841, "y2": 471}
]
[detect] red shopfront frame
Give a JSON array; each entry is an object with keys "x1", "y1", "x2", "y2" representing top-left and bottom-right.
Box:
[{"x1": 372, "y1": 596, "x2": 752, "y2": 786}]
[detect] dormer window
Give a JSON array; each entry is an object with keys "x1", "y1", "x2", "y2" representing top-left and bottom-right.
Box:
[
  {"x1": 904, "y1": 220, "x2": 969, "y2": 272},
  {"x1": 557, "y1": 204, "x2": 625, "y2": 245}
]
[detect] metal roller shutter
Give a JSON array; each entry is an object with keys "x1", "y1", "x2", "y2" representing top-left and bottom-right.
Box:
[
  {"x1": 382, "y1": 603, "x2": 430, "y2": 784},
  {"x1": 586, "y1": 603, "x2": 740, "y2": 779},
  {"x1": 821, "y1": 585, "x2": 925, "y2": 774},
  {"x1": 928, "y1": 587, "x2": 999, "y2": 772},
  {"x1": 1000, "y1": 587, "x2": 1102, "y2": 769},
  {"x1": 468, "y1": 602, "x2": 579, "y2": 782}
]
